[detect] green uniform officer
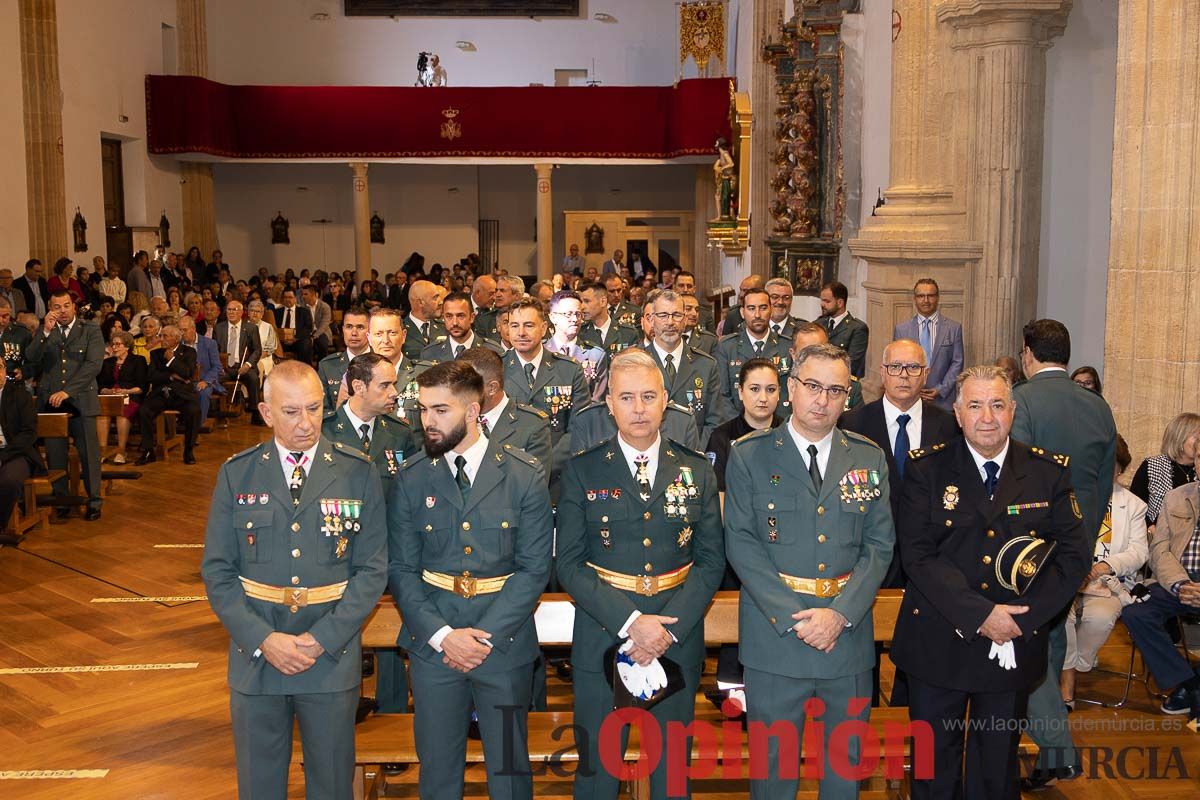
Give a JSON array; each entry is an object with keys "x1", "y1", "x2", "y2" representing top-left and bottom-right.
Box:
[
  {"x1": 402, "y1": 279, "x2": 448, "y2": 361},
  {"x1": 322, "y1": 353, "x2": 418, "y2": 714},
  {"x1": 557, "y1": 348, "x2": 725, "y2": 800},
  {"x1": 368, "y1": 307, "x2": 431, "y2": 440},
  {"x1": 420, "y1": 291, "x2": 505, "y2": 365},
  {"x1": 0, "y1": 307, "x2": 32, "y2": 378},
  {"x1": 569, "y1": 400, "x2": 701, "y2": 454},
  {"x1": 388, "y1": 360, "x2": 553, "y2": 800},
  {"x1": 316, "y1": 307, "x2": 372, "y2": 410},
  {"x1": 458, "y1": 347, "x2": 553, "y2": 474},
  {"x1": 201, "y1": 360, "x2": 387, "y2": 800},
  {"x1": 724, "y1": 343, "x2": 894, "y2": 800},
  {"x1": 578, "y1": 280, "x2": 640, "y2": 356}
]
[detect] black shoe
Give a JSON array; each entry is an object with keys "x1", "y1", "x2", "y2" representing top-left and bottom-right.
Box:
[
  {"x1": 361, "y1": 654, "x2": 375, "y2": 678},
  {"x1": 355, "y1": 696, "x2": 378, "y2": 724},
  {"x1": 1162, "y1": 684, "x2": 1192, "y2": 714},
  {"x1": 135, "y1": 451, "x2": 156, "y2": 466},
  {"x1": 1021, "y1": 764, "x2": 1083, "y2": 792},
  {"x1": 54, "y1": 507, "x2": 71, "y2": 520},
  {"x1": 0, "y1": 533, "x2": 23, "y2": 546},
  {"x1": 85, "y1": 508, "x2": 101, "y2": 522},
  {"x1": 183, "y1": 451, "x2": 197, "y2": 465},
  {"x1": 553, "y1": 660, "x2": 573, "y2": 683}
]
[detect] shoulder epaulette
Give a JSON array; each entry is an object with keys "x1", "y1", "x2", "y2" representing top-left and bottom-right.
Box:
[
  {"x1": 322, "y1": 408, "x2": 339, "y2": 421},
  {"x1": 224, "y1": 442, "x2": 265, "y2": 464},
  {"x1": 842, "y1": 429, "x2": 883, "y2": 451},
  {"x1": 317, "y1": 351, "x2": 345, "y2": 366},
  {"x1": 664, "y1": 437, "x2": 706, "y2": 460},
  {"x1": 730, "y1": 428, "x2": 773, "y2": 449},
  {"x1": 545, "y1": 349, "x2": 579, "y2": 366},
  {"x1": 686, "y1": 346, "x2": 717, "y2": 362},
  {"x1": 433, "y1": 335, "x2": 447, "y2": 343},
  {"x1": 398, "y1": 449, "x2": 429, "y2": 472},
  {"x1": 499, "y1": 442, "x2": 541, "y2": 468},
  {"x1": 850, "y1": 375, "x2": 861, "y2": 384},
  {"x1": 665, "y1": 401, "x2": 692, "y2": 415},
  {"x1": 717, "y1": 331, "x2": 740, "y2": 343},
  {"x1": 1029, "y1": 446, "x2": 1070, "y2": 467},
  {"x1": 907, "y1": 441, "x2": 949, "y2": 460},
  {"x1": 378, "y1": 412, "x2": 411, "y2": 429},
  {"x1": 515, "y1": 401, "x2": 550, "y2": 420},
  {"x1": 332, "y1": 441, "x2": 371, "y2": 462}
]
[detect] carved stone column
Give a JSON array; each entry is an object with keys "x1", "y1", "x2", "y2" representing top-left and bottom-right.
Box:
[
  {"x1": 1103, "y1": 0, "x2": 1200, "y2": 462},
  {"x1": 350, "y1": 162, "x2": 371, "y2": 286},
  {"x1": 534, "y1": 163, "x2": 553, "y2": 282},
  {"x1": 19, "y1": 0, "x2": 68, "y2": 267},
  {"x1": 177, "y1": 0, "x2": 218, "y2": 258},
  {"x1": 749, "y1": 0, "x2": 786, "y2": 279},
  {"x1": 938, "y1": 0, "x2": 1071, "y2": 364}
]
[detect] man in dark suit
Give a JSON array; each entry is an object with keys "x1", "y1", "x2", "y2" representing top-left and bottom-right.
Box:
[
  {"x1": 302, "y1": 285, "x2": 334, "y2": 362},
  {"x1": 0, "y1": 358, "x2": 45, "y2": 544},
  {"x1": 215, "y1": 300, "x2": 263, "y2": 419},
  {"x1": 136, "y1": 324, "x2": 199, "y2": 465},
  {"x1": 14, "y1": 258, "x2": 49, "y2": 320},
  {"x1": 25, "y1": 289, "x2": 104, "y2": 520},
  {"x1": 818, "y1": 280, "x2": 869, "y2": 378},
  {"x1": 893, "y1": 278, "x2": 964, "y2": 409},
  {"x1": 892, "y1": 365, "x2": 1090, "y2": 800},
  {"x1": 1011, "y1": 318, "x2": 1117, "y2": 790},
  {"x1": 387, "y1": 361, "x2": 552, "y2": 800},
  {"x1": 275, "y1": 289, "x2": 314, "y2": 364}
]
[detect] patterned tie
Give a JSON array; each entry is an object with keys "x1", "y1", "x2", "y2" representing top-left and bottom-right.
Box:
[
  {"x1": 287, "y1": 452, "x2": 307, "y2": 506},
  {"x1": 524, "y1": 362, "x2": 535, "y2": 388},
  {"x1": 665, "y1": 353, "x2": 677, "y2": 386},
  {"x1": 984, "y1": 460, "x2": 1000, "y2": 500},
  {"x1": 455, "y1": 454, "x2": 471, "y2": 499},
  {"x1": 894, "y1": 414, "x2": 911, "y2": 479},
  {"x1": 359, "y1": 423, "x2": 371, "y2": 453},
  {"x1": 479, "y1": 416, "x2": 490, "y2": 438},
  {"x1": 919, "y1": 318, "x2": 933, "y2": 364},
  {"x1": 807, "y1": 444, "x2": 822, "y2": 492},
  {"x1": 634, "y1": 454, "x2": 652, "y2": 502}
]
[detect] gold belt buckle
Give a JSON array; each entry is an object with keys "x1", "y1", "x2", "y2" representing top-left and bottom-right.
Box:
[
  {"x1": 637, "y1": 574, "x2": 658, "y2": 596},
  {"x1": 815, "y1": 579, "x2": 837, "y2": 598},
  {"x1": 454, "y1": 574, "x2": 478, "y2": 599},
  {"x1": 287, "y1": 587, "x2": 308, "y2": 610}
]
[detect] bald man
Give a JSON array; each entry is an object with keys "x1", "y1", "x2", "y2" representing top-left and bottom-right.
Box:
[{"x1": 403, "y1": 280, "x2": 448, "y2": 361}]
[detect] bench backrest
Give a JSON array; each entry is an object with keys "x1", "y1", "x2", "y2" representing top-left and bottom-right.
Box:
[{"x1": 37, "y1": 412, "x2": 70, "y2": 439}]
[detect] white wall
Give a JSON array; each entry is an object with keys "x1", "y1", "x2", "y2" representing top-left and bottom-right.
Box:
[
  {"x1": 0, "y1": 0, "x2": 29, "y2": 268},
  {"x1": 206, "y1": 0, "x2": 693, "y2": 88},
  {"x1": 213, "y1": 162, "x2": 694, "y2": 278},
  {"x1": 1038, "y1": 0, "x2": 1118, "y2": 373},
  {"x1": 57, "y1": 0, "x2": 182, "y2": 263}
]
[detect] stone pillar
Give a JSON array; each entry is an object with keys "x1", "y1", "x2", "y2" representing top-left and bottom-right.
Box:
[
  {"x1": 350, "y1": 162, "x2": 371, "y2": 286},
  {"x1": 177, "y1": 0, "x2": 218, "y2": 259},
  {"x1": 691, "y1": 164, "x2": 720, "y2": 298},
  {"x1": 1103, "y1": 0, "x2": 1200, "y2": 462},
  {"x1": 938, "y1": 0, "x2": 1071, "y2": 364},
  {"x1": 19, "y1": 0, "x2": 68, "y2": 267},
  {"x1": 749, "y1": 0, "x2": 786, "y2": 279},
  {"x1": 534, "y1": 163, "x2": 553, "y2": 282}
]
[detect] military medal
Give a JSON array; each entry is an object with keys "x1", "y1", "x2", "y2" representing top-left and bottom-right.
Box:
[
  {"x1": 335, "y1": 536, "x2": 348, "y2": 559},
  {"x1": 943, "y1": 485, "x2": 960, "y2": 511},
  {"x1": 236, "y1": 494, "x2": 246, "y2": 505},
  {"x1": 587, "y1": 490, "x2": 597, "y2": 502},
  {"x1": 768, "y1": 530, "x2": 778, "y2": 542},
  {"x1": 600, "y1": 527, "x2": 612, "y2": 549},
  {"x1": 694, "y1": 377, "x2": 704, "y2": 389},
  {"x1": 426, "y1": 496, "x2": 436, "y2": 508},
  {"x1": 770, "y1": 474, "x2": 781, "y2": 487},
  {"x1": 677, "y1": 525, "x2": 693, "y2": 548},
  {"x1": 246, "y1": 534, "x2": 255, "y2": 545},
  {"x1": 247, "y1": 494, "x2": 257, "y2": 505},
  {"x1": 259, "y1": 493, "x2": 268, "y2": 504},
  {"x1": 612, "y1": 488, "x2": 621, "y2": 499}
]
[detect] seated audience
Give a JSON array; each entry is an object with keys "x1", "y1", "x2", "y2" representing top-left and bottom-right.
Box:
[
  {"x1": 179, "y1": 315, "x2": 223, "y2": 426},
  {"x1": 97, "y1": 330, "x2": 147, "y2": 465},
  {"x1": 48, "y1": 257, "x2": 85, "y2": 306},
  {"x1": 1130, "y1": 411, "x2": 1200, "y2": 526},
  {"x1": 133, "y1": 315, "x2": 162, "y2": 361},
  {"x1": 1061, "y1": 434, "x2": 1148, "y2": 707},
  {"x1": 136, "y1": 324, "x2": 199, "y2": 465},
  {"x1": 0, "y1": 359, "x2": 45, "y2": 544},
  {"x1": 1071, "y1": 365, "x2": 1102, "y2": 395}
]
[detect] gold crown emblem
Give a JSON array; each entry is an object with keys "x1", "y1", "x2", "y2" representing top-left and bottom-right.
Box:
[{"x1": 442, "y1": 107, "x2": 460, "y2": 119}]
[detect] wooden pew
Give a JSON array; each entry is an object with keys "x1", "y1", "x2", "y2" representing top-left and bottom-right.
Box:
[
  {"x1": 154, "y1": 409, "x2": 183, "y2": 461},
  {"x1": 4, "y1": 414, "x2": 70, "y2": 538},
  {"x1": 24, "y1": 413, "x2": 78, "y2": 518},
  {"x1": 343, "y1": 590, "x2": 1015, "y2": 799}
]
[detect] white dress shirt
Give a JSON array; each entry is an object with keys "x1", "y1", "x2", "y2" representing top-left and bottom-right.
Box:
[
  {"x1": 452, "y1": 332, "x2": 477, "y2": 351},
  {"x1": 274, "y1": 439, "x2": 319, "y2": 485},
  {"x1": 966, "y1": 438, "x2": 1010, "y2": 486},
  {"x1": 342, "y1": 402, "x2": 375, "y2": 443},
  {"x1": 916, "y1": 311, "x2": 939, "y2": 349},
  {"x1": 746, "y1": 329, "x2": 769, "y2": 352},
  {"x1": 652, "y1": 340, "x2": 685, "y2": 374},
  {"x1": 516, "y1": 347, "x2": 545, "y2": 381},
  {"x1": 595, "y1": 316, "x2": 612, "y2": 343},
  {"x1": 429, "y1": 433, "x2": 492, "y2": 652},
  {"x1": 882, "y1": 395, "x2": 924, "y2": 454},
  {"x1": 787, "y1": 419, "x2": 834, "y2": 478}
]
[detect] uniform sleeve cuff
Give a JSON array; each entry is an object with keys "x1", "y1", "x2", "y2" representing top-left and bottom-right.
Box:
[
  {"x1": 618, "y1": 610, "x2": 642, "y2": 638},
  {"x1": 429, "y1": 625, "x2": 452, "y2": 652}
]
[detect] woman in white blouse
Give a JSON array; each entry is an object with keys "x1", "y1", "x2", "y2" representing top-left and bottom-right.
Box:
[{"x1": 1061, "y1": 435, "x2": 1149, "y2": 707}]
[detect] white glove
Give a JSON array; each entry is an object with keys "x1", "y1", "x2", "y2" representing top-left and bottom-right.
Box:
[
  {"x1": 728, "y1": 688, "x2": 747, "y2": 714},
  {"x1": 987, "y1": 640, "x2": 1017, "y2": 670},
  {"x1": 617, "y1": 641, "x2": 666, "y2": 699}
]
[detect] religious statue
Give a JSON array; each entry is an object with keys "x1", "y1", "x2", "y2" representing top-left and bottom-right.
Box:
[
  {"x1": 72, "y1": 207, "x2": 88, "y2": 253},
  {"x1": 271, "y1": 211, "x2": 290, "y2": 245},
  {"x1": 370, "y1": 212, "x2": 386, "y2": 244},
  {"x1": 158, "y1": 211, "x2": 171, "y2": 248},
  {"x1": 584, "y1": 222, "x2": 604, "y2": 254},
  {"x1": 416, "y1": 52, "x2": 447, "y2": 87},
  {"x1": 713, "y1": 137, "x2": 736, "y2": 220}
]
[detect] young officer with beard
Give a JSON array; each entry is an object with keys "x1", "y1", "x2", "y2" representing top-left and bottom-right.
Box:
[{"x1": 387, "y1": 361, "x2": 553, "y2": 800}]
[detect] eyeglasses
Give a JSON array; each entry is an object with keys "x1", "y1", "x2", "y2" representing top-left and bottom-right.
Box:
[
  {"x1": 883, "y1": 363, "x2": 926, "y2": 377},
  {"x1": 789, "y1": 375, "x2": 850, "y2": 401},
  {"x1": 551, "y1": 310, "x2": 584, "y2": 319},
  {"x1": 652, "y1": 312, "x2": 685, "y2": 322}
]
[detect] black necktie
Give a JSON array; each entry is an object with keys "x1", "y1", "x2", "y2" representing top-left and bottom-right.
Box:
[
  {"x1": 984, "y1": 460, "x2": 1000, "y2": 500},
  {"x1": 454, "y1": 344, "x2": 464, "y2": 359},
  {"x1": 807, "y1": 444, "x2": 822, "y2": 492},
  {"x1": 894, "y1": 414, "x2": 911, "y2": 479},
  {"x1": 58, "y1": 324, "x2": 68, "y2": 340},
  {"x1": 665, "y1": 353, "x2": 677, "y2": 386},
  {"x1": 825, "y1": 317, "x2": 834, "y2": 332},
  {"x1": 287, "y1": 452, "x2": 306, "y2": 506},
  {"x1": 753, "y1": 340, "x2": 764, "y2": 355},
  {"x1": 421, "y1": 321, "x2": 430, "y2": 342},
  {"x1": 455, "y1": 454, "x2": 471, "y2": 498},
  {"x1": 359, "y1": 423, "x2": 371, "y2": 453},
  {"x1": 524, "y1": 362, "x2": 535, "y2": 388}
]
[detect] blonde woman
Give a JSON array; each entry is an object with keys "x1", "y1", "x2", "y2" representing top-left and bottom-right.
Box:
[{"x1": 1130, "y1": 412, "x2": 1200, "y2": 526}]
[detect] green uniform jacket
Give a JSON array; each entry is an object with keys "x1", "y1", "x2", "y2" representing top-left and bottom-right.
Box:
[
  {"x1": 487, "y1": 398, "x2": 552, "y2": 477},
  {"x1": 556, "y1": 438, "x2": 725, "y2": 672},
  {"x1": 419, "y1": 334, "x2": 504, "y2": 364},
  {"x1": 387, "y1": 440, "x2": 553, "y2": 673},
  {"x1": 724, "y1": 427, "x2": 895, "y2": 679},
  {"x1": 393, "y1": 356, "x2": 431, "y2": 439},
  {"x1": 26, "y1": 319, "x2": 105, "y2": 415},
  {"x1": 684, "y1": 328, "x2": 718, "y2": 355},
  {"x1": 578, "y1": 319, "x2": 640, "y2": 356},
  {"x1": 823, "y1": 313, "x2": 870, "y2": 378},
  {"x1": 569, "y1": 401, "x2": 701, "y2": 455},
  {"x1": 473, "y1": 308, "x2": 499, "y2": 341},
  {"x1": 317, "y1": 350, "x2": 358, "y2": 410},
  {"x1": 611, "y1": 301, "x2": 641, "y2": 330},
  {"x1": 1012, "y1": 369, "x2": 1116, "y2": 538},
  {"x1": 645, "y1": 344, "x2": 733, "y2": 444},
  {"x1": 201, "y1": 438, "x2": 388, "y2": 694},
  {"x1": 2, "y1": 322, "x2": 32, "y2": 376},
  {"x1": 713, "y1": 329, "x2": 794, "y2": 413},
  {"x1": 321, "y1": 406, "x2": 417, "y2": 490},
  {"x1": 402, "y1": 316, "x2": 447, "y2": 362},
  {"x1": 502, "y1": 347, "x2": 588, "y2": 445}
]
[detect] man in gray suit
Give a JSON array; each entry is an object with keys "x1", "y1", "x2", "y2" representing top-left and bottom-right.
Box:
[
  {"x1": 892, "y1": 278, "x2": 963, "y2": 409},
  {"x1": 302, "y1": 285, "x2": 333, "y2": 362},
  {"x1": 25, "y1": 289, "x2": 105, "y2": 519},
  {"x1": 1012, "y1": 318, "x2": 1116, "y2": 791},
  {"x1": 202, "y1": 361, "x2": 387, "y2": 800}
]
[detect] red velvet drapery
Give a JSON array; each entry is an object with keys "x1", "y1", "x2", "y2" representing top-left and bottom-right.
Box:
[{"x1": 145, "y1": 76, "x2": 733, "y2": 160}]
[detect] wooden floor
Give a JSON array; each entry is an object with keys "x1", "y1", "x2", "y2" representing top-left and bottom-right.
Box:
[{"x1": 0, "y1": 417, "x2": 1198, "y2": 798}]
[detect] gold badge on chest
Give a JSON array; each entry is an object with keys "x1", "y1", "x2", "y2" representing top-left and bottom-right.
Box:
[{"x1": 943, "y1": 485, "x2": 960, "y2": 511}]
